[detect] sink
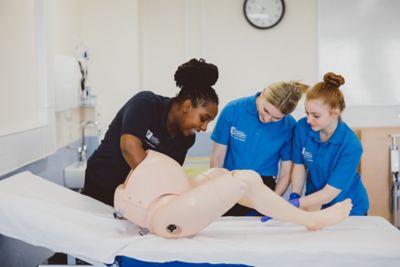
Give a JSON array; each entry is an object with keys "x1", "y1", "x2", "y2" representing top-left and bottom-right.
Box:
[{"x1": 64, "y1": 162, "x2": 87, "y2": 190}]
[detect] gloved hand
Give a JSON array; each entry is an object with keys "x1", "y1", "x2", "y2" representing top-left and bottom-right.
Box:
[
  {"x1": 288, "y1": 197, "x2": 300, "y2": 208},
  {"x1": 260, "y1": 214, "x2": 272, "y2": 223},
  {"x1": 260, "y1": 193, "x2": 301, "y2": 223}
]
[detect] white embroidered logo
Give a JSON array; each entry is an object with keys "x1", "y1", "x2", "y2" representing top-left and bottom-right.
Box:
[
  {"x1": 230, "y1": 126, "x2": 246, "y2": 142},
  {"x1": 302, "y1": 147, "x2": 313, "y2": 162},
  {"x1": 145, "y1": 130, "x2": 160, "y2": 148}
]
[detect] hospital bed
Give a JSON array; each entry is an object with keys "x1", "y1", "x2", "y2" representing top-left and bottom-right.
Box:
[{"x1": 1, "y1": 172, "x2": 400, "y2": 267}]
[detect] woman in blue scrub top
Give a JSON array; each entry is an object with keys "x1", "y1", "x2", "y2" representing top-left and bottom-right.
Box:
[
  {"x1": 210, "y1": 81, "x2": 309, "y2": 215},
  {"x1": 290, "y1": 72, "x2": 369, "y2": 215}
]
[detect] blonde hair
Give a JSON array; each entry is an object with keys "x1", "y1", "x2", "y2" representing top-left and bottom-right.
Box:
[
  {"x1": 264, "y1": 81, "x2": 309, "y2": 115},
  {"x1": 306, "y1": 72, "x2": 346, "y2": 112}
]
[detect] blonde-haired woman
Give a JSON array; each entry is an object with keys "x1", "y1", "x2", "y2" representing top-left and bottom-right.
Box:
[{"x1": 210, "y1": 81, "x2": 308, "y2": 216}]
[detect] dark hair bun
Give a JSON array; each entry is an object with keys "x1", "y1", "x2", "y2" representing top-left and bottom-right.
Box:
[
  {"x1": 174, "y1": 58, "x2": 219, "y2": 89},
  {"x1": 323, "y1": 72, "x2": 345, "y2": 87}
]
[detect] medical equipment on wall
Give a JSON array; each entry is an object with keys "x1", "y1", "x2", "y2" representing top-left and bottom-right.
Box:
[
  {"x1": 75, "y1": 43, "x2": 96, "y2": 107},
  {"x1": 389, "y1": 134, "x2": 400, "y2": 228}
]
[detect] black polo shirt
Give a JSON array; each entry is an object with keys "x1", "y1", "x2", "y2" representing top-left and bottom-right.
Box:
[{"x1": 84, "y1": 91, "x2": 195, "y2": 205}]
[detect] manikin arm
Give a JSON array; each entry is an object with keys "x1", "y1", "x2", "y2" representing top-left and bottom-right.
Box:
[
  {"x1": 274, "y1": 160, "x2": 293, "y2": 196},
  {"x1": 210, "y1": 142, "x2": 227, "y2": 168}
]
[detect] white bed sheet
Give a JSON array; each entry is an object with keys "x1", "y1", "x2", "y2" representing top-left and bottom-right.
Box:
[{"x1": 1, "y1": 171, "x2": 400, "y2": 267}]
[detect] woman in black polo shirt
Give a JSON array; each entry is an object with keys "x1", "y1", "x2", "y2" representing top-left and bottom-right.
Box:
[{"x1": 83, "y1": 58, "x2": 219, "y2": 205}]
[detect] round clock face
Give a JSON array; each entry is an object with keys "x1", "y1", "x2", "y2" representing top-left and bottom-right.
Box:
[{"x1": 243, "y1": 0, "x2": 285, "y2": 29}]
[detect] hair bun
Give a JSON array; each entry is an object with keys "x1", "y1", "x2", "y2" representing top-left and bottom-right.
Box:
[
  {"x1": 323, "y1": 72, "x2": 345, "y2": 87},
  {"x1": 174, "y1": 58, "x2": 218, "y2": 89}
]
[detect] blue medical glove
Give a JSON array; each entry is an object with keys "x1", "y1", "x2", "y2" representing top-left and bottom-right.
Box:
[
  {"x1": 288, "y1": 197, "x2": 300, "y2": 208},
  {"x1": 261, "y1": 196, "x2": 300, "y2": 223},
  {"x1": 289, "y1": 192, "x2": 300, "y2": 200},
  {"x1": 260, "y1": 215, "x2": 272, "y2": 223}
]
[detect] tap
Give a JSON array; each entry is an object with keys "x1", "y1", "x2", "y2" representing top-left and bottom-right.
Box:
[{"x1": 78, "y1": 121, "x2": 100, "y2": 162}]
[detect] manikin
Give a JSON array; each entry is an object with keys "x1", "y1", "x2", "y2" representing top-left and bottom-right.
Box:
[{"x1": 114, "y1": 150, "x2": 352, "y2": 238}]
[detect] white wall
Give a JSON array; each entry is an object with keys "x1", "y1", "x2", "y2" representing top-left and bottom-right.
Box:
[
  {"x1": 318, "y1": 0, "x2": 400, "y2": 127},
  {"x1": 0, "y1": 0, "x2": 83, "y2": 176},
  {"x1": 0, "y1": 1, "x2": 47, "y2": 136},
  {"x1": 319, "y1": 0, "x2": 400, "y2": 107},
  {"x1": 48, "y1": 0, "x2": 83, "y2": 112},
  {"x1": 0, "y1": 0, "x2": 53, "y2": 176},
  {"x1": 203, "y1": 0, "x2": 317, "y2": 123},
  {"x1": 81, "y1": 0, "x2": 400, "y2": 129},
  {"x1": 80, "y1": 0, "x2": 141, "y2": 130},
  {"x1": 46, "y1": 0, "x2": 84, "y2": 148},
  {"x1": 81, "y1": 0, "x2": 318, "y2": 130},
  {"x1": 2, "y1": 0, "x2": 399, "y2": 174}
]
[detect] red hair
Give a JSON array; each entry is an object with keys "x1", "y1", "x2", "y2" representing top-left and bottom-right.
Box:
[{"x1": 306, "y1": 72, "x2": 346, "y2": 111}]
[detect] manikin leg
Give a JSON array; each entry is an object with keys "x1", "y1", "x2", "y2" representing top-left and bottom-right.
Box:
[
  {"x1": 189, "y1": 168, "x2": 230, "y2": 187},
  {"x1": 231, "y1": 170, "x2": 352, "y2": 230},
  {"x1": 149, "y1": 172, "x2": 246, "y2": 238},
  {"x1": 148, "y1": 170, "x2": 352, "y2": 238}
]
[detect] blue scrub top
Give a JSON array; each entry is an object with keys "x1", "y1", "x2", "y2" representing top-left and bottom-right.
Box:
[
  {"x1": 211, "y1": 93, "x2": 296, "y2": 176},
  {"x1": 292, "y1": 117, "x2": 369, "y2": 215}
]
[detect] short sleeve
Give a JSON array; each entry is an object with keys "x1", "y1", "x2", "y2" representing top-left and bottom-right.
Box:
[
  {"x1": 120, "y1": 94, "x2": 155, "y2": 140},
  {"x1": 327, "y1": 140, "x2": 363, "y2": 191},
  {"x1": 291, "y1": 122, "x2": 304, "y2": 164},
  {"x1": 211, "y1": 104, "x2": 233, "y2": 145}
]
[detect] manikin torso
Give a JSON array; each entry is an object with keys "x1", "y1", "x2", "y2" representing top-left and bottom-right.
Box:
[
  {"x1": 114, "y1": 150, "x2": 190, "y2": 229},
  {"x1": 114, "y1": 150, "x2": 245, "y2": 238}
]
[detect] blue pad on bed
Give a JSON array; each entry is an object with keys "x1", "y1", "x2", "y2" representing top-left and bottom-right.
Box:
[{"x1": 117, "y1": 256, "x2": 251, "y2": 267}]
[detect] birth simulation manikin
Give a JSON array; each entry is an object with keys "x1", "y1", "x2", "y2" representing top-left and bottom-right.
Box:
[{"x1": 114, "y1": 150, "x2": 352, "y2": 238}]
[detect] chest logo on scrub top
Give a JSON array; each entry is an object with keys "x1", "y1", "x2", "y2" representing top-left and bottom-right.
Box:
[
  {"x1": 230, "y1": 126, "x2": 246, "y2": 142},
  {"x1": 145, "y1": 130, "x2": 160, "y2": 148},
  {"x1": 302, "y1": 147, "x2": 313, "y2": 162}
]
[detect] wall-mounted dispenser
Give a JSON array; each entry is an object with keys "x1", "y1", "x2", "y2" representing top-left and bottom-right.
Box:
[{"x1": 76, "y1": 46, "x2": 96, "y2": 107}]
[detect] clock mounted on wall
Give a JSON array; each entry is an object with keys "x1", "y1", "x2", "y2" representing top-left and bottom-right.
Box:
[{"x1": 243, "y1": 0, "x2": 285, "y2": 30}]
